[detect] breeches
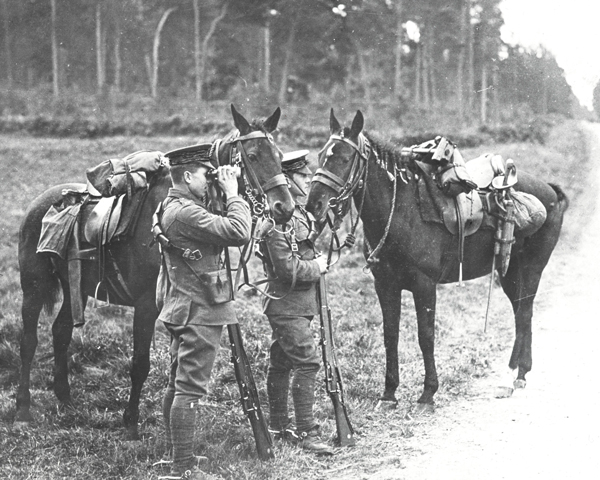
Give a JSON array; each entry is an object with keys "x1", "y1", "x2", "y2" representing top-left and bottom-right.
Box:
[
  {"x1": 268, "y1": 314, "x2": 321, "y2": 370},
  {"x1": 163, "y1": 322, "x2": 223, "y2": 408},
  {"x1": 267, "y1": 314, "x2": 321, "y2": 432}
]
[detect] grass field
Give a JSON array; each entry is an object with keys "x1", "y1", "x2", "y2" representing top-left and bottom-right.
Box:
[{"x1": 0, "y1": 120, "x2": 591, "y2": 479}]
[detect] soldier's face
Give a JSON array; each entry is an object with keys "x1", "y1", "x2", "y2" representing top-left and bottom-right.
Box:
[
  {"x1": 288, "y1": 172, "x2": 312, "y2": 199},
  {"x1": 184, "y1": 165, "x2": 211, "y2": 199}
]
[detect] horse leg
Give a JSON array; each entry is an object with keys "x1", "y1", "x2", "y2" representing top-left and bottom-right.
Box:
[
  {"x1": 412, "y1": 273, "x2": 438, "y2": 413},
  {"x1": 373, "y1": 269, "x2": 403, "y2": 408},
  {"x1": 51, "y1": 280, "x2": 79, "y2": 407},
  {"x1": 123, "y1": 289, "x2": 158, "y2": 440},
  {"x1": 499, "y1": 254, "x2": 544, "y2": 394},
  {"x1": 15, "y1": 290, "x2": 44, "y2": 425}
]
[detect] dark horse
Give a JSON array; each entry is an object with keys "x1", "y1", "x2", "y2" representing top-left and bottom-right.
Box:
[
  {"x1": 15, "y1": 105, "x2": 294, "y2": 439},
  {"x1": 306, "y1": 110, "x2": 568, "y2": 411}
]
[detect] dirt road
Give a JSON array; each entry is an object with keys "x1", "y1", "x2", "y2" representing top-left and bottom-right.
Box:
[{"x1": 350, "y1": 123, "x2": 600, "y2": 480}]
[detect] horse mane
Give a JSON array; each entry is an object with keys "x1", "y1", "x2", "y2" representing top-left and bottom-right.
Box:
[{"x1": 361, "y1": 130, "x2": 408, "y2": 176}]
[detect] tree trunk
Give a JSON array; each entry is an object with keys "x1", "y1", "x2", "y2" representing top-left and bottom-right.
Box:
[
  {"x1": 422, "y1": 28, "x2": 430, "y2": 109},
  {"x1": 277, "y1": 21, "x2": 297, "y2": 105},
  {"x1": 415, "y1": 42, "x2": 422, "y2": 105},
  {"x1": 480, "y1": 63, "x2": 488, "y2": 124},
  {"x1": 492, "y1": 62, "x2": 499, "y2": 124},
  {"x1": 1, "y1": 0, "x2": 13, "y2": 87},
  {"x1": 96, "y1": 3, "x2": 105, "y2": 94},
  {"x1": 456, "y1": 0, "x2": 468, "y2": 122},
  {"x1": 113, "y1": 3, "x2": 122, "y2": 92},
  {"x1": 51, "y1": 0, "x2": 59, "y2": 96},
  {"x1": 466, "y1": 0, "x2": 475, "y2": 121},
  {"x1": 428, "y1": 31, "x2": 437, "y2": 108},
  {"x1": 193, "y1": 0, "x2": 201, "y2": 101},
  {"x1": 151, "y1": 7, "x2": 177, "y2": 99},
  {"x1": 199, "y1": 2, "x2": 228, "y2": 102},
  {"x1": 352, "y1": 39, "x2": 373, "y2": 117},
  {"x1": 262, "y1": 21, "x2": 271, "y2": 94},
  {"x1": 393, "y1": 0, "x2": 404, "y2": 99}
]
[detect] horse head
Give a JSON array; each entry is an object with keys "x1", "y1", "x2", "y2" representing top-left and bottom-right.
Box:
[
  {"x1": 306, "y1": 109, "x2": 367, "y2": 229},
  {"x1": 216, "y1": 105, "x2": 294, "y2": 224}
]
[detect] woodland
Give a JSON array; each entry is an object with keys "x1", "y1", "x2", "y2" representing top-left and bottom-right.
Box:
[{"x1": 0, "y1": 0, "x2": 591, "y2": 139}]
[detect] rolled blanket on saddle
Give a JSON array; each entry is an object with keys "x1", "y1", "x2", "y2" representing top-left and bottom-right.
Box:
[{"x1": 86, "y1": 150, "x2": 166, "y2": 197}]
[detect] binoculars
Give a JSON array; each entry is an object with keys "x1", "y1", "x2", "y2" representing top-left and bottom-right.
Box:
[{"x1": 207, "y1": 165, "x2": 241, "y2": 181}]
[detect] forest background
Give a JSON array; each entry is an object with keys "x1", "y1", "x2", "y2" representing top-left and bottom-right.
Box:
[{"x1": 0, "y1": 0, "x2": 596, "y2": 143}]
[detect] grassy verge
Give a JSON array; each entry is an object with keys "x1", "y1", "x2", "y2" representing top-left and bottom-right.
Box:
[{"x1": 0, "y1": 120, "x2": 589, "y2": 479}]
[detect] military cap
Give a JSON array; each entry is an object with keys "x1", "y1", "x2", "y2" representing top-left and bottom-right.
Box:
[
  {"x1": 165, "y1": 143, "x2": 215, "y2": 169},
  {"x1": 282, "y1": 149, "x2": 312, "y2": 175}
]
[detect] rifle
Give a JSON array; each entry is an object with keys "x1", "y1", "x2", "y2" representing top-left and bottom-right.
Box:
[
  {"x1": 317, "y1": 273, "x2": 356, "y2": 447},
  {"x1": 227, "y1": 322, "x2": 274, "y2": 460},
  {"x1": 213, "y1": 186, "x2": 274, "y2": 460}
]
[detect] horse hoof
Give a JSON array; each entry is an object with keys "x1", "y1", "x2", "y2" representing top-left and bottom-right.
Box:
[
  {"x1": 495, "y1": 386, "x2": 514, "y2": 398},
  {"x1": 514, "y1": 379, "x2": 526, "y2": 389},
  {"x1": 413, "y1": 403, "x2": 435, "y2": 416},
  {"x1": 12, "y1": 421, "x2": 32, "y2": 432},
  {"x1": 375, "y1": 399, "x2": 398, "y2": 411},
  {"x1": 122, "y1": 440, "x2": 143, "y2": 449},
  {"x1": 125, "y1": 427, "x2": 140, "y2": 441}
]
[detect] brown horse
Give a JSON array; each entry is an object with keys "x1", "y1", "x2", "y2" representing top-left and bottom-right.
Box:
[
  {"x1": 306, "y1": 109, "x2": 568, "y2": 411},
  {"x1": 15, "y1": 105, "x2": 294, "y2": 439}
]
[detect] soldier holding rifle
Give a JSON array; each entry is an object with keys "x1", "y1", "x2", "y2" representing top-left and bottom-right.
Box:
[{"x1": 257, "y1": 150, "x2": 333, "y2": 455}]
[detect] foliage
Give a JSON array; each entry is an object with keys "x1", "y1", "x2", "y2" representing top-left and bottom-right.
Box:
[
  {"x1": 0, "y1": 120, "x2": 591, "y2": 478},
  {"x1": 0, "y1": 0, "x2": 582, "y2": 124},
  {"x1": 593, "y1": 79, "x2": 600, "y2": 121}
]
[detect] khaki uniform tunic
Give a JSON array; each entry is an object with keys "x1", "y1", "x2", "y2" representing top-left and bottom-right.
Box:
[
  {"x1": 260, "y1": 206, "x2": 321, "y2": 316},
  {"x1": 157, "y1": 188, "x2": 251, "y2": 326}
]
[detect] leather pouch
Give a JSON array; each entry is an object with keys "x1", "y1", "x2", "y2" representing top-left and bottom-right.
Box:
[{"x1": 199, "y1": 270, "x2": 233, "y2": 305}]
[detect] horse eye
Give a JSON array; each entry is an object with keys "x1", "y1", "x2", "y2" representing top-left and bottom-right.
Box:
[{"x1": 248, "y1": 153, "x2": 258, "y2": 162}]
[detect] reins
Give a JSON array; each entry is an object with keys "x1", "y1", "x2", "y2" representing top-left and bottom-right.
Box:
[
  {"x1": 213, "y1": 129, "x2": 299, "y2": 300},
  {"x1": 314, "y1": 133, "x2": 399, "y2": 267}
]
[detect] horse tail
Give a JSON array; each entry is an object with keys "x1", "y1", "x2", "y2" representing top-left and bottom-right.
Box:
[
  {"x1": 20, "y1": 251, "x2": 62, "y2": 317},
  {"x1": 549, "y1": 183, "x2": 569, "y2": 214},
  {"x1": 41, "y1": 260, "x2": 61, "y2": 316}
]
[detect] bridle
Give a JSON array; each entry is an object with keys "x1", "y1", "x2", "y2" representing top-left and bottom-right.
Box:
[
  {"x1": 212, "y1": 128, "x2": 292, "y2": 295},
  {"x1": 313, "y1": 132, "x2": 371, "y2": 220},
  {"x1": 212, "y1": 129, "x2": 288, "y2": 224},
  {"x1": 312, "y1": 131, "x2": 399, "y2": 268},
  {"x1": 311, "y1": 132, "x2": 372, "y2": 262}
]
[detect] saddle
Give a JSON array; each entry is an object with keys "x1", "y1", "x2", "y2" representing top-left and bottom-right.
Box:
[
  {"x1": 83, "y1": 196, "x2": 124, "y2": 246},
  {"x1": 411, "y1": 137, "x2": 546, "y2": 281},
  {"x1": 38, "y1": 153, "x2": 165, "y2": 327}
]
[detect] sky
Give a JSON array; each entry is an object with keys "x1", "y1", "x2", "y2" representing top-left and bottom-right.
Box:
[{"x1": 500, "y1": 0, "x2": 600, "y2": 110}]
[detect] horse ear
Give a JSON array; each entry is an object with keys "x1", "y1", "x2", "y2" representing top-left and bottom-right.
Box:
[
  {"x1": 263, "y1": 107, "x2": 281, "y2": 133},
  {"x1": 231, "y1": 104, "x2": 251, "y2": 135},
  {"x1": 349, "y1": 110, "x2": 364, "y2": 139},
  {"x1": 330, "y1": 108, "x2": 342, "y2": 135}
]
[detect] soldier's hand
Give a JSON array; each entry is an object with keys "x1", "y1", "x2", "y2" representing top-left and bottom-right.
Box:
[
  {"x1": 217, "y1": 166, "x2": 239, "y2": 198},
  {"x1": 316, "y1": 255, "x2": 329, "y2": 274}
]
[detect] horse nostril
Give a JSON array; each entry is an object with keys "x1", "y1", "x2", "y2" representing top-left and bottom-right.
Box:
[
  {"x1": 315, "y1": 200, "x2": 323, "y2": 215},
  {"x1": 272, "y1": 200, "x2": 294, "y2": 223}
]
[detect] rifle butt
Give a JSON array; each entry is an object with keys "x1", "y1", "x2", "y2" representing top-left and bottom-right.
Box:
[
  {"x1": 227, "y1": 324, "x2": 275, "y2": 460},
  {"x1": 330, "y1": 395, "x2": 356, "y2": 447}
]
